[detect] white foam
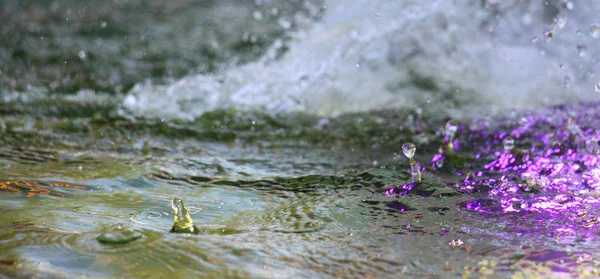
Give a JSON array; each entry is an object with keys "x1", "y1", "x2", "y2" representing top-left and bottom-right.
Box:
[{"x1": 124, "y1": 0, "x2": 600, "y2": 120}]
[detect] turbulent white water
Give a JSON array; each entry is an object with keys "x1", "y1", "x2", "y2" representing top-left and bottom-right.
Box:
[{"x1": 124, "y1": 0, "x2": 600, "y2": 120}]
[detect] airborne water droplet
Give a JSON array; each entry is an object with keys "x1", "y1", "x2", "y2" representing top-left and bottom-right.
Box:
[
  {"x1": 543, "y1": 29, "x2": 553, "y2": 42},
  {"x1": 503, "y1": 136, "x2": 515, "y2": 153},
  {"x1": 402, "y1": 143, "x2": 416, "y2": 159},
  {"x1": 590, "y1": 24, "x2": 600, "y2": 39},
  {"x1": 577, "y1": 44, "x2": 587, "y2": 57},
  {"x1": 170, "y1": 198, "x2": 200, "y2": 234},
  {"x1": 445, "y1": 120, "x2": 458, "y2": 137},
  {"x1": 554, "y1": 13, "x2": 567, "y2": 29},
  {"x1": 402, "y1": 143, "x2": 421, "y2": 182},
  {"x1": 519, "y1": 117, "x2": 529, "y2": 127}
]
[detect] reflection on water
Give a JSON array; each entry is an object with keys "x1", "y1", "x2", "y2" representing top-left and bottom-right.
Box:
[{"x1": 2, "y1": 101, "x2": 600, "y2": 277}]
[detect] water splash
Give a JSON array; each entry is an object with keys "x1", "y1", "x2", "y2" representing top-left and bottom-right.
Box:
[
  {"x1": 97, "y1": 230, "x2": 143, "y2": 245},
  {"x1": 444, "y1": 120, "x2": 458, "y2": 152},
  {"x1": 503, "y1": 136, "x2": 515, "y2": 153},
  {"x1": 402, "y1": 143, "x2": 421, "y2": 182},
  {"x1": 170, "y1": 198, "x2": 199, "y2": 234}
]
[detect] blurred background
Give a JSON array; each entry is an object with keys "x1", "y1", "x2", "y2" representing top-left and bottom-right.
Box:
[{"x1": 2, "y1": 0, "x2": 599, "y2": 120}]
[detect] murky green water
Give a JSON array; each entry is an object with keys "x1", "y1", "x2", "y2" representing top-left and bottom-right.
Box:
[{"x1": 2, "y1": 97, "x2": 600, "y2": 278}]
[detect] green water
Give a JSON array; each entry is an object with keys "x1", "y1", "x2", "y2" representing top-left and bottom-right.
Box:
[{"x1": 2, "y1": 98, "x2": 598, "y2": 278}]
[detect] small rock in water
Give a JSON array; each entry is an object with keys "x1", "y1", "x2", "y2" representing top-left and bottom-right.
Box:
[
  {"x1": 97, "y1": 230, "x2": 142, "y2": 245},
  {"x1": 170, "y1": 197, "x2": 200, "y2": 234}
]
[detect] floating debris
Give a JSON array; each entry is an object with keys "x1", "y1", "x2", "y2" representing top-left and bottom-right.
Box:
[{"x1": 170, "y1": 198, "x2": 199, "y2": 234}]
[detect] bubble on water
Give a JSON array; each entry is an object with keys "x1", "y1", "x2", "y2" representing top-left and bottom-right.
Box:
[
  {"x1": 402, "y1": 143, "x2": 416, "y2": 159},
  {"x1": 590, "y1": 24, "x2": 600, "y2": 38},
  {"x1": 503, "y1": 136, "x2": 515, "y2": 152},
  {"x1": 170, "y1": 198, "x2": 199, "y2": 234},
  {"x1": 554, "y1": 13, "x2": 567, "y2": 29},
  {"x1": 97, "y1": 230, "x2": 142, "y2": 245},
  {"x1": 577, "y1": 44, "x2": 587, "y2": 57}
]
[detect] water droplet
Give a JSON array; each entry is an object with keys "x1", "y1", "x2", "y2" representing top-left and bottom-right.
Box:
[
  {"x1": 252, "y1": 10, "x2": 263, "y2": 21},
  {"x1": 402, "y1": 143, "x2": 421, "y2": 182},
  {"x1": 78, "y1": 50, "x2": 86, "y2": 60},
  {"x1": 278, "y1": 18, "x2": 292, "y2": 29},
  {"x1": 595, "y1": 82, "x2": 600, "y2": 93},
  {"x1": 586, "y1": 138, "x2": 599, "y2": 154},
  {"x1": 543, "y1": 29, "x2": 553, "y2": 42},
  {"x1": 503, "y1": 136, "x2": 515, "y2": 152},
  {"x1": 566, "y1": 1, "x2": 574, "y2": 10},
  {"x1": 519, "y1": 117, "x2": 529, "y2": 127},
  {"x1": 564, "y1": 76, "x2": 571, "y2": 89},
  {"x1": 100, "y1": 21, "x2": 107, "y2": 28},
  {"x1": 554, "y1": 13, "x2": 567, "y2": 29},
  {"x1": 449, "y1": 239, "x2": 463, "y2": 247},
  {"x1": 590, "y1": 24, "x2": 600, "y2": 39},
  {"x1": 577, "y1": 44, "x2": 587, "y2": 57},
  {"x1": 402, "y1": 143, "x2": 416, "y2": 159},
  {"x1": 97, "y1": 230, "x2": 142, "y2": 245},
  {"x1": 170, "y1": 198, "x2": 199, "y2": 234}
]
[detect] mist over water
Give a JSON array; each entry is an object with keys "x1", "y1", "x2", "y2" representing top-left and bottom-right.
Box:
[{"x1": 123, "y1": 0, "x2": 600, "y2": 120}]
